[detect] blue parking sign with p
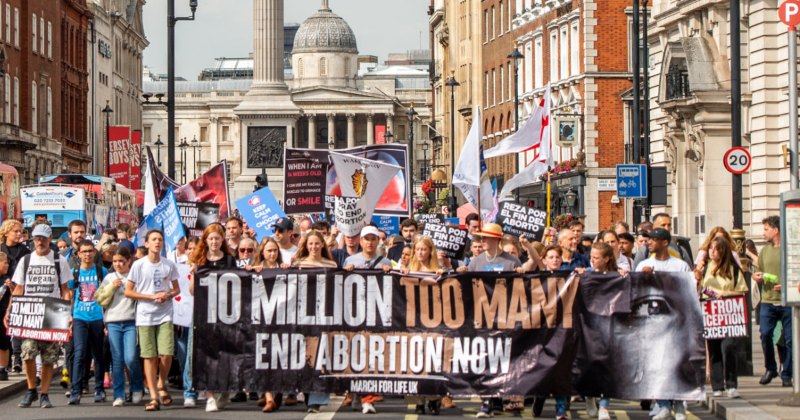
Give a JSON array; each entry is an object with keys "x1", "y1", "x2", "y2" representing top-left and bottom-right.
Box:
[{"x1": 616, "y1": 164, "x2": 648, "y2": 198}]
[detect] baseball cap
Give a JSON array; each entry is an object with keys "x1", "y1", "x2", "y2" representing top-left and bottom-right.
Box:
[
  {"x1": 271, "y1": 217, "x2": 294, "y2": 231},
  {"x1": 360, "y1": 225, "x2": 380, "y2": 238},
  {"x1": 31, "y1": 224, "x2": 52, "y2": 238},
  {"x1": 650, "y1": 228, "x2": 671, "y2": 242}
]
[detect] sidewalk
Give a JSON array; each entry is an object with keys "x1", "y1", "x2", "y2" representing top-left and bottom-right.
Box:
[
  {"x1": 704, "y1": 325, "x2": 797, "y2": 420},
  {"x1": 0, "y1": 369, "x2": 27, "y2": 402}
]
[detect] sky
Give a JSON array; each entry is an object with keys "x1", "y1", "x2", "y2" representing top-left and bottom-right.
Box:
[{"x1": 142, "y1": 0, "x2": 431, "y2": 80}]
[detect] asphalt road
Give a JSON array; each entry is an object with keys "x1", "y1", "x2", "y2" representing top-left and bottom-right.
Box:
[{"x1": 0, "y1": 384, "x2": 721, "y2": 420}]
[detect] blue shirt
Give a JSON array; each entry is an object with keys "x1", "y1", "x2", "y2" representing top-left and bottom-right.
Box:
[
  {"x1": 559, "y1": 252, "x2": 590, "y2": 271},
  {"x1": 69, "y1": 266, "x2": 107, "y2": 322}
]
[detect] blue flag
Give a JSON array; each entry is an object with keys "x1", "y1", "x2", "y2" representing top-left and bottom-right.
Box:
[
  {"x1": 133, "y1": 187, "x2": 185, "y2": 253},
  {"x1": 235, "y1": 187, "x2": 287, "y2": 241}
]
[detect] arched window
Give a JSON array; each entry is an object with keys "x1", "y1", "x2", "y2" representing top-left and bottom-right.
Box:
[
  {"x1": 298, "y1": 58, "x2": 304, "y2": 78},
  {"x1": 320, "y1": 57, "x2": 328, "y2": 77}
]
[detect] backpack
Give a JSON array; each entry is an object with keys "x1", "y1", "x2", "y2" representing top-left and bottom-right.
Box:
[{"x1": 22, "y1": 251, "x2": 62, "y2": 281}]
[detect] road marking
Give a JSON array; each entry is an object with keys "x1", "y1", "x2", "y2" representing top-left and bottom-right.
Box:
[{"x1": 302, "y1": 395, "x2": 343, "y2": 420}]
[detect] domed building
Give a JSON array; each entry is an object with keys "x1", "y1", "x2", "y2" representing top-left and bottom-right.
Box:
[{"x1": 292, "y1": 0, "x2": 358, "y2": 89}]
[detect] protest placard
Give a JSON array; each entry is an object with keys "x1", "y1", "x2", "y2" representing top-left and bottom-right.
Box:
[
  {"x1": 702, "y1": 296, "x2": 748, "y2": 339},
  {"x1": 177, "y1": 201, "x2": 220, "y2": 238},
  {"x1": 416, "y1": 213, "x2": 444, "y2": 225},
  {"x1": 495, "y1": 201, "x2": 547, "y2": 240},
  {"x1": 236, "y1": 187, "x2": 287, "y2": 240},
  {"x1": 422, "y1": 223, "x2": 468, "y2": 259},
  {"x1": 7, "y1": 296, "x2": 71, "y2": 342}
]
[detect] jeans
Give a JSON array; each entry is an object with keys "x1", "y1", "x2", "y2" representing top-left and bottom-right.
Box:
[
  {"x1": 555, "y1": 396, "x2": 568, "y2": 416},
  {"x1": 759, "y1": 303, "x2": 793, "y2": 379},
  {"x1": 175, "y1": 326, "x2": 197, "y2": 400},
  {"x1": 307, "y1": 392, "x2": 330, "y2": 406},
  {"x1": 71, "y1": 319, "x2": 105, "y2": 396},
  {"x1": 107, "y1": 321, "x2": 144, "y2": 400},
  {"x1": 599, "y1": 397, "x2": 609, "y2": 408},
  {"x1": 708, "y1": 337, "x2": 738, "y2": 390}
]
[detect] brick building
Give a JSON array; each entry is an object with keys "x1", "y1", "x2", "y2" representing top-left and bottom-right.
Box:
[
  {"x1": 0, "y1": 0, "x2": 64, "y2": 183},
  {"x1": 499, "y1": 0, "x2": 631, "y2": 231},
  {"x1": 60, "y1": 0, "x2": 92, "y2": 173}
]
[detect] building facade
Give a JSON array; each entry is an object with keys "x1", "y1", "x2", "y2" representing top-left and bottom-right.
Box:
[
  {"x1": 0, "y1": 0, "x2": 64, "y2": 184},
  {"x1": 61, "y1": 0, "x2": 92, "y2": 173},
  {"x1": 86, "y1": 0, "x2": 146, "y2": 177},
  {"x1": 646, "y1": 0, "x2": 786, "y2": 245},
  {"x1": 142, "y1": 1, "x2": 432, "y2": 204}
]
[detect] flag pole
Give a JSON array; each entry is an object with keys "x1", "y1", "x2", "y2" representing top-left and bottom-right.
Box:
[{"x1": 546, "y1": 170, "x2": 551, "y2": 228}]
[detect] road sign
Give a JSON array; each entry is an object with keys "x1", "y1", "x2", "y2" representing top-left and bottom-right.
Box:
[
  {"x1": 723, "y1": 147, "x2": 751, "y2": 175},
  {"x1": 779, "y1": 0, "x2": 800, "y2": 29},
  {"x1": 616, "y1": 164, "x2": 647, "y2": 199}
]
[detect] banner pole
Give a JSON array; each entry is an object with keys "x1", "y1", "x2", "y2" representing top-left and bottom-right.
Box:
[{"x1": 546, "y1": 171, "x2": 551, "y2": 229}]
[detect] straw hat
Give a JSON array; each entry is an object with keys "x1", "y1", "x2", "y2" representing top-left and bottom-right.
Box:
[{"x1": 473, "y1": 223, "x2": 503, "y2": 239}]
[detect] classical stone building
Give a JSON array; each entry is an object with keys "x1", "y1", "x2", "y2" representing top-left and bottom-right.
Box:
[
  {"x1": 646, "y1": 0, "x2": 788, "y2": 244},
  {"x1": 142, "y1": 0, "x2": 431, "y2": 204},
  {"x1": 86, "y1": 0, "x2": 147, "y2": 177}
]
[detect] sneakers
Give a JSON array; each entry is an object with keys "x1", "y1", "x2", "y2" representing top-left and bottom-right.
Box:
[
  {"x1": 184, "y1": 398, "x2": 197, "y2": 407},
  {"x1": 674, "y1": 402, "x2": 687, "y2": 420},
  {"x1": 556, "y1": 415, "x2": 569, "y2": 420},
  {"x1": 307, "y1": 404, "x2": 321, "y2": 413},
  {"x1": 586, "y1": 397, "x2": 598, "y2": 417},
  {"x1": 112, "y1": 398, "x2": 125, "y2": 407},
  {"x1": 760, "y1": 370, "x2": 778, "y2": 385},
  {"x1": 19, "y1": 390, "x2": 39, "y2": 407},
  {"x1": 94, "y1": 389, "x2": 106, "y2": 403},
  {"x1": 68, "y1": 393, "x2": 81, "y2": 405},
  {"x1": 132, "y1": 391, "x2": 144, "y2": 404},
  {"x1": 0, "y1": 367, "x2": 8, "y2": 381},
  {"x1": 230, "y1": 390, "x2": 247, "y2": 402},
  {"x1": 782, "y1": 377, "x2": 793, "y2": 387},
  {"x1": 476, "y1": 403, "x2": 493, "y2": 418},
  {"x1": 217, "y1": 392, "x2": 230, "y2": 408},
  {"x1": 726, "y1": 388, "x2": 741, "y2": 399},
  {"x1": 362, "y1": 402, "x2": 376, "y2": 414},
  {"x1": 40, "y1": 394, "x2": 52, "y2": 409},
  {"x1": 652, "y1": 406, "x2": 672, "y2": 420},
  {"x1": 205, "y1": 398, "x2": 219, "y2": 412},
  {"x1": 284, "y1": 394, "x2": 299, "y2": 406},
  {"x1": 598, "y1": 407, "x2": 610, "y2": 420},
  {"x1": 12, "y1": 361, "x2": 22, "y2": 373},
  {"x1": 712, "y1": 390, "x2": 723, "y2": 397}
]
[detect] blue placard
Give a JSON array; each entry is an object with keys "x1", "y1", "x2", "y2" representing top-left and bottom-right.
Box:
[
  {"x1": 445, "y1": 217, "x2": 460, "y2": 227},
  {"x1": 371, "y1": 215, "x2": 400, "y2": 236},
  {"x1": 134, "y1": 187, "x2": 185, "y2": 252},
  {"x1": 235, "y1": 187, "x2": 288, "y2": 241},
  {"x1": 616, "y1": 164, "x2": 648, "y2": 199}
]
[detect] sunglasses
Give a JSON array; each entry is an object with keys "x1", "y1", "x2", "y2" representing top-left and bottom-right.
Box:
[{"x1": 239, "y1": 248, "x2": 254, "y2": 253}]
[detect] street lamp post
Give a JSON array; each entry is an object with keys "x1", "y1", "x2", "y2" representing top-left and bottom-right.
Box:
[
  {"x1": 407, "y1": 104, "x2": 418, "y2": 193},
  {"x1": 508, "y1": 43, "x2": 524, "y2": 175},
  {"x1": 445, "y1": 71, "x2": 460, "y2": 213},
  {"x1": 167, "y1": 0, "x2": 198, "y2": 180},
  {"x1": 154, "y1": 135, "x2": 164, "y2": 167},
  {"x1": 101, "y1": 101, "x2": 113, "y2": 177},
  {"x1": 421, "y1": 140, "x2": 429, "y2": 181},
  {"x1": 178, "y1": 137, "x2": 188, "y2": 183},
  {"x1": 191, "y1": 135, "x2": 198, "y2": 179}
]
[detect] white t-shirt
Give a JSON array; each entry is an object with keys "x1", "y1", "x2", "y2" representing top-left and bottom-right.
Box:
[
  {"x1": 128, "y1": 256, "x2": 180, "y2": 326},
  {"x1": 12, "y1": 251, "x2": 71, "y2": 298},
  {"x1": 280, "y1": 245, "x2": 298, "y2": 265},
  {"x1": 617, "y1": 255, "x2": 633, "y2": 271},
  {"x1": 635, "y1": 255, "x2": 691, "y2": 273}
]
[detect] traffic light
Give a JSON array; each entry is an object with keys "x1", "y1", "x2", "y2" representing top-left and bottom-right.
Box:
[{"x1": 254, "y1": 173, "x2": 269, "y2": 191}]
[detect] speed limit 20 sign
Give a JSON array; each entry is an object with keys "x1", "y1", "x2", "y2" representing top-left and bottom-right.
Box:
[{"x1": 724, "y1": 147, "x2": 751, "y2": 175}]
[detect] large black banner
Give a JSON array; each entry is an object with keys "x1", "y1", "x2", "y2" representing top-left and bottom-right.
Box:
[
  {"x1": 7, "y1": 296, "x2": 72, "y2": 342},
  {"x1": 193, "y1": 270, "x2": 705, "y2": 400}
]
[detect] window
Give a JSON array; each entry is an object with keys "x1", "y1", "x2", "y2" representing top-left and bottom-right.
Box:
[
  {"x1": 39, "y1": 17, "x2": 44, "y2": 54},
  {"x1": 319, "y1": 57, "x2": 327, "y2": 76},
  {"x1": 499, "y1": 1, "x2": 503, "y2": 35},
  {"x1": 499, "y1": 64, "x2": 505, "y2": 103},
  {"x1": 46, "y1": 86, "x2": 52, "y2": 137},
  {"x1": 3, "y1": 75, "x2": 8, "y2": 123},
  {"x1": 483, "y1": 9, "x2": 489, "y2": 43},
  {"x1": 524, "y1": 41, "x2": 533, "y2": 92},
  {"x1": 570, "y1": 21, "x2": 580, "y2": 76},
  {"x1": 491, "y1": 7, "x2": 495, "y2": 39},
  {"x1": 143, "y1": 126, "x2": 151, "y2": 144},
  {"x1": 508, "y1": 0, "x2": 513, "y2": 32},
  {"x1": 200, "y1": 125, "x2": 208, "y2": 142},
  {"x1": 13, "y1": 7, "x2": 17, "y2": 48},
  {"x1": 484, "y1": 71, "x2": 489, "y2": 108},
  {"x1": 222, "y1": 125, "x2": 230, "y2": 142},
  {"x1": 31, "y1": 82, "x2": 37, "y2": 133},
  {"x1": 516, "y1": 0, "x2": 523, "y2": 16},
  {"x1": 492, "y1": 68, "x2": 496, "y2": 105},
  {"x1": 508, "y1": 64, "x2": 513, "y2": 100},
  {"x1": 549, "y1": 31, "x2": 558, "y2": 81},
  {"x1": 298, "y1": 58, "x2": 304, "y2": 78},
  {"x1": 4, "y1": 5, "x2": 8, "y2": 43},
  {"x1": 534, "y1": 36, "x2": 543, "y2": 88},
  {"x1": 560, "y1": 26, "x2": 569, "y2": 80},
  {"x1": 12, "y1": 76, "x2": 18, "y2": 125},
  {"x1": 31, "y1": 14, "x2": 36, "y2": 53},
  {"x1": 46, "y1": 21, "x2": 51, "y2": 59}
]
